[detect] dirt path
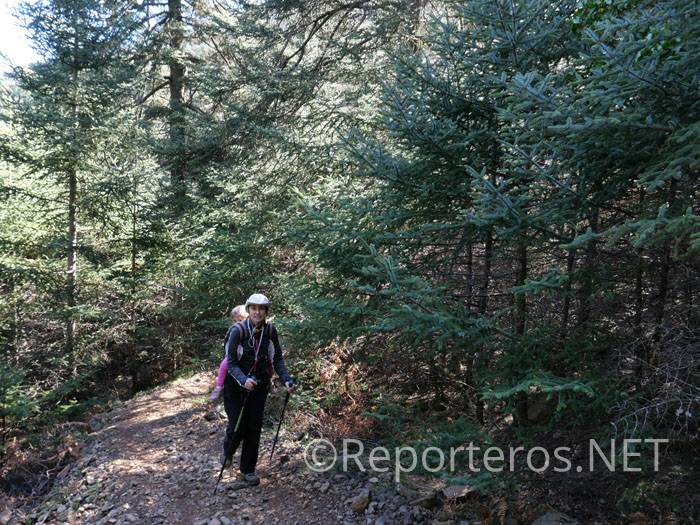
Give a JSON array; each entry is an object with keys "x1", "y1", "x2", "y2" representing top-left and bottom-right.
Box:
[
  {"x1": 7, "y1": 373, "x2": 644, "y2": 524},
  {"x1": 19, "y1": 373, "x2": 425, "y2": 525}
]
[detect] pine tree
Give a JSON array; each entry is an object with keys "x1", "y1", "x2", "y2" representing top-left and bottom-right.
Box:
[
  {"x1": 289, "y1": 0, "x2": 700, "y2": 432},
  {"x1": 9, "y1": 0, "x2": 142, "y2": 351},
  {"x1": 0, "y1": 0, "x2": 151, "y2": 418}
]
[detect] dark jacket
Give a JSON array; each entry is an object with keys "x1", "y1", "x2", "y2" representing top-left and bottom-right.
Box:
[{"x1": 226, "y1": 320, "x2": 291, "y2": 386}]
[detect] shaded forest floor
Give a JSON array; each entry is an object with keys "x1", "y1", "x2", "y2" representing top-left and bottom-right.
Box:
[
  {"x1": 1, "y1": 372, "x2": 698, "y2": 524},
  {"x1": 1, "y1": 373, "x2": 442, "y2": 524}
]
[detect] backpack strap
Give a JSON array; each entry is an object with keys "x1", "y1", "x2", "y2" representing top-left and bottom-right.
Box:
[
  {"x1": 234, "y1": 321, "x2": 247, "y2": 361},
  {"x1": 267, "y1": 322, "x2": 275, "y2": 378}
]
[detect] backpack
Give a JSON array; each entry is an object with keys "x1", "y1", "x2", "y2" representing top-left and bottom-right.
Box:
[{"x1": 227, "y1": 320, "x2": 275, "y2": 378}]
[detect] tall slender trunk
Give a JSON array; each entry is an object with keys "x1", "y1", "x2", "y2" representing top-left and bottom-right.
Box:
[
  {"x1": 67, "y1": 169, "x2": 77, "y2": 353},
  {"x1": 167, "y1": 0, "x2": 186, "y2": 373},
  {"x1": 577, "y1": 208, "x2": 599, "y2": 330},
  {"x1": 7, "y1": 163, "x2": 18, "y2": 354},
  {"x1": 130, "y1": 173, "x2": 139, "y2": 390},
  {"x1": 514, "y1": 242, "x2": 527, "y2": 335},
  {"x1": 514, "y1": 241, "x2": 529, "y2": 426},
  {"x1": 66, "y1": 61, "x2": 79, "y2": 353},
  {"x1": 429, "y1": 354, "x2": 445, "y2": 409},
  {"x1": 682, "y1": 238, "x2": 693, "y2": 309},
  {"x1": 411, "y1": 0, "x2": 424, "y2": 37},
  {"x1": 634, "y1": 188, "x2": 646, "y2": 336},
  {"x1": 168, "y1": 0, "x2": 185, "y2": 203},
  {"x1": 652, "y1": 178, "x2": 677, "y2": 347},
  {"x1": 466, "y1": 242, "x2": 474, "y2": 311},
  {"x1": 562, "y1": 249, "x2": 575, "y2": 331},
  {"x1": 469, "y1": 233, "x2": 492, "y2": 424},
  {"x1": 478, "y1": 234, "x2": 492, "y2": 315}
]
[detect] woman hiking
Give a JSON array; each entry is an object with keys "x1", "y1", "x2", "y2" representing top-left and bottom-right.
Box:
[{"x1": 220, "y1": 293, "x2": 296, "y2": 486}]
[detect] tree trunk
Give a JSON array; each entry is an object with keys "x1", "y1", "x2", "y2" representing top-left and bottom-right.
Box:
[
  {"x1": 634, "y1": 254, "x2": 644, "y2": 331},
  {"x1": 168, "y1": 0, "x2": 186, "y2": 203},
  {"x1": 66, "y1": 62, "x2": 79, "y2": 354},
  {"x1": 130, "y1": 174, "x2": 138, "y2": 390},
  {"x1": 562, "y1": 249, "x2": 574, "y2": 331},
  {"x1": 470, "y1": 233, "x2": 492, "y2": 424},
  {"x1": 514, "y1": 241, "x2": 529, "y2": 426},
  {"x1": 633, "y1": 187, "x2": 646, "y2": 337},
  {"x1": 429, "y1": 354, "x2": 445, "y2": 409},
  {"x1": 7, "y1": 158, "x2": 17, "y2": 353},
  {"x1": 652, "y1": 178, "x2": 677, "y2": 347},
  {"x1": 576, "y1": 208, "x2": 599, "y2": 330},
  {"x1": 478, "y1": 234, "x2": 492, "y2": 315},
  {"x1": 466, "y1": 242, "x2": 473, "y2": 311},
  {"x1": 411, "y1": 0, "x2": 424, "y2": 37},
  {"x1": 514, "y1": 241, "x2": 527, "y2": 335}
]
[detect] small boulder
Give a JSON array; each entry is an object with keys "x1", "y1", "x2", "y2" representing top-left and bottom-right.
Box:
[
  {"x1": 89, "y1": 415, "x2": 105, "y2": 432},
  {"x1": 442, "y1": 485, "x2": 473, "y2": 502},
  {"x1": 410, "y1": 491, "x2": 439, "y2": 509},
  {"x1": 351, "y1": 488, "x2": 371, "y2": 513},
  {"x1": 228, "y1": 481, "x2": 247, "y2": 492},
  {"x1": 396, "y1": 483, "x2": 419, "y2": 499}
]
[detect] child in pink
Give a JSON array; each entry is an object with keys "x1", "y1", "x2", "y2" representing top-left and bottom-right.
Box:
[{"x1": 209, "y1": 305, "x2": 248, "y2": 400}]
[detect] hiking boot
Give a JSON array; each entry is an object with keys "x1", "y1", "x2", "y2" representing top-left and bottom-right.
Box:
[
  {"x1": 220, "y1": 450, "x2": 232, "y2": 468},
  {"x1": 241, "y1": 472, "x2": 260, "y2": 486},
  {"x1": 209, "y1": 386, "x2": 223, "y2": 401}
]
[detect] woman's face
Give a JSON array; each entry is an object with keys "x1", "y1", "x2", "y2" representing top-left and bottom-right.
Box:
[{"x1": 248, "y1": 304, "x2": 267, "y2": 326}]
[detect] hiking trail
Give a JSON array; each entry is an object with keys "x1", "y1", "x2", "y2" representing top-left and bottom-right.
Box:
[{"x1": 16, "y1": 373, "x2": 433, "y2": 525}]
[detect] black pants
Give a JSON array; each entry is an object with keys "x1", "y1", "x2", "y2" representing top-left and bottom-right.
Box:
[{"x1": 222, "y1": 374, "x2": 268, "y2": 474}]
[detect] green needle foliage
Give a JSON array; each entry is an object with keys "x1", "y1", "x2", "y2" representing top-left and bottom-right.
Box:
[
  {"x1": 0, "y1": 0, "x2": 697, "y2": 464},
  {"x1": 288, "y1": 0, "x2": 699, "y2": 432}
]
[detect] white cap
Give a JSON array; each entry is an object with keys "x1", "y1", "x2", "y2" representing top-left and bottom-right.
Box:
[{"x1": 245, "y1": 293, "x2": 271, "y2": 310}]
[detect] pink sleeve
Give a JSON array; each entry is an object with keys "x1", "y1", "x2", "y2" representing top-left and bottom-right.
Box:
[{"x1": 216, "y1": 357, "x2": 228, "y2": 387}]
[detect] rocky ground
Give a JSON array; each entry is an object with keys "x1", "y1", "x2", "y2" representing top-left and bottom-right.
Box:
[
  {"x1": 2, "y1": 370, "x2": 695, "y2": 525},
  {"x1": 2, "y1": 373, "x2": 519, "y2": 525}
]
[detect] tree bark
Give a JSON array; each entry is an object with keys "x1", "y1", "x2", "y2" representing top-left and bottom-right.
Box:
[
  {"x1": 168, "y1": 0, "x2": 186, "y2": 203},
  {"x1": 562, "y1": 249, "x2": 574, "y2": 331},
  {"x1": 514, "y1": 241, "x2": 529, "y2": 426},
  {"x1": 466, "y1": 242, "x2": 473, "y2": 311},
  {"x1": 576, "y1": 208, "x2": 599, "y2": 330},
  {"x1": 478, "y1": 234, "x2": 492, "y2": 315},
  {"x1": 514, "y1": 241, "x2": 527, "y2": 335},
  {"x1": 130, "y1": 173, "x2": 138, "y2": 390},
  {"x1": 411, "y1": 0, "x2": 424, "y2": 37},
  {"x1": 652, "y1": 178, "x2": 677, "y2": 347},
  {"x1": 470, "y1": 233, "x2": 492, "y2": 424},
  {"x1": 634, "y1": 188, "x2": 646, "y2": 336},
  {"x1": 66, "y1": 60, "x2": 79, "y2": 354}
]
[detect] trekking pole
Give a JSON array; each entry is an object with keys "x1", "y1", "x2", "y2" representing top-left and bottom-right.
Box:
[
  {"x1": 214, "y1": 386, "x2": 252, "y2": 495},
  {"x1": 269, "y1": 379, "x2": 295, "y2": 465}
]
